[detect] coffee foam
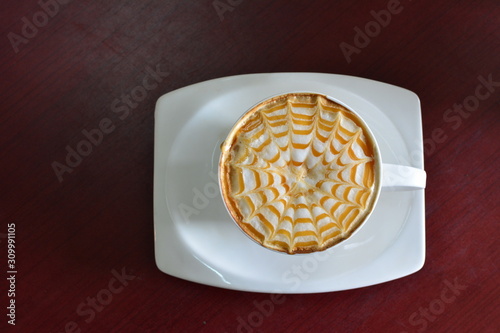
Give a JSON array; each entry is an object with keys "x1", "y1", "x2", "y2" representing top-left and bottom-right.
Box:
[{"x1": 220, "y1": 93, "x2": 378, "y2": 254}]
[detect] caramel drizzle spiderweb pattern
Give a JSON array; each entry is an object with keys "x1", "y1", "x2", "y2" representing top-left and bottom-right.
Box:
[{"x1": 226, "y1": 94, "x2": 376, "y2": 254}]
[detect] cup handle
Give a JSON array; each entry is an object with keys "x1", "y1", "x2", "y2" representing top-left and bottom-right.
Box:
[{"x1": 381, "y1": 164, "x2": 426, "y2": 191}]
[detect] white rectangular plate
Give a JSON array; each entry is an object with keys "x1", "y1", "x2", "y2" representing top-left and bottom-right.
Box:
[{"x1": 154, "y1": 73, "x2": 425, "y2": 293}]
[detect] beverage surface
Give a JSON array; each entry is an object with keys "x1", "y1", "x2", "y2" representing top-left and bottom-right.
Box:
[{"x1": 220, "y1": 93, "x2": 379, "y2": 254}]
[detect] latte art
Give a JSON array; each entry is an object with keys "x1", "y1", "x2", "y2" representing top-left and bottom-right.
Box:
[{"x1": 220, "y1": 93, "x2": 379, "y2": 254}]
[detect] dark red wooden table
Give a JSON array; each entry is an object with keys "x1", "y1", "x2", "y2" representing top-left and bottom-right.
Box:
[{"x1": 1, "y1": 1, "x2": 499, "y2": 332}]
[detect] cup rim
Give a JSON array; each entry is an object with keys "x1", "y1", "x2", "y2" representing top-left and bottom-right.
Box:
[{"x1": 218, "y1": 91, "x2": 382, "y2": 255}]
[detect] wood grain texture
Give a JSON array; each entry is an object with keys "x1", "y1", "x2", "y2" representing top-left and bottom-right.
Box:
[{"x1": 0, "y1": 0, "x2": 498, "y2": 332}]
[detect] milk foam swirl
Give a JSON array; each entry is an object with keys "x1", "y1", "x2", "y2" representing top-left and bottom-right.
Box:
[{"x1": 220, "y1": 94, "x2": 378, "y2": 254}]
